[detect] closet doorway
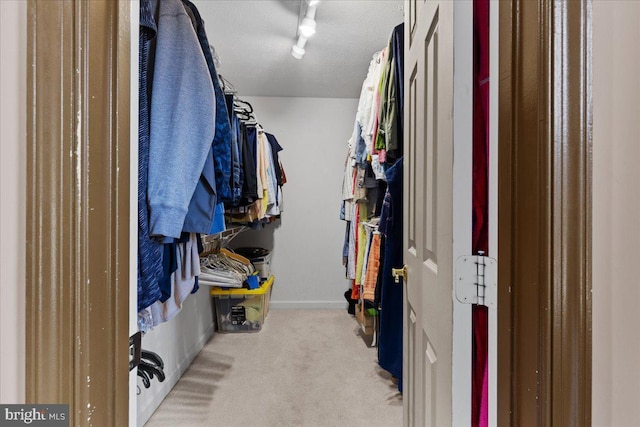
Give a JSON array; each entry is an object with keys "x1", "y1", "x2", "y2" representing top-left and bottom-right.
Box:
[
  {"x1": 23, "y1": 0, "x2": 594, "y2": 426},
  {"x1": 134, "y1": 0, "x2": 410, "y2": 425}
]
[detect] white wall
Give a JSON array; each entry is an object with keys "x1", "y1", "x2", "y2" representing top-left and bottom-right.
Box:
[
  {"x1": 229, "y1": 96, "x2": 358, "y2": 309},
  {"x1": 0, "y1": 0, "x2": 26, "y2": 405},
  {"x1": 136, "y1": 291, "x2": 215, "y2": 426},
  {"x1": 592, "y1": 2, "x2": 640, "y2": 426}
]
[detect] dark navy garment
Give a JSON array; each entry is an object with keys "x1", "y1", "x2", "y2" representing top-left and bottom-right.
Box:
[
  {"x1": 158, "y1": 241, "x2": 178, "y2": 303},
  {"x1": 191, "y1": 234, "x2": 204, "y2": 294},
  {"x1": 265, "y1": 132, "x2": 283, "y2": 204},
  {"x1": 378, "y1": 157, "x2": 404, "y2": 391},
  {"x1": 241, "y1": 125, "x2": 258, "y2": 205},
  {"x1": 265, "y1": 133, "x2": 284, "y2": 186},
  {"x1": 234, "y1": 115, "x2": 244, "y2": 199},
  {"x1": 182, "y1": 0, "x2": 232, "y2": 203},
  {"x1": 138, "y1": 0, "x2": 164, "y2": 311},
  {"x1": 229, "y1": 113, "x2": 242, "y2": 206},
  {"x1": 224, "y1": 94, "x2": 234, "y2": 122},
  {"x1": 392, "y1": 23, "x2": 405, "y2": 122},
  {"x1": 247, "y1": 126, "x2": 258, "y2": 170}
]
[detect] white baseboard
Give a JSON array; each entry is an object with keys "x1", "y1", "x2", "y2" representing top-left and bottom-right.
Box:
[
  {"x1": 136, "y1": 323, "x2": 214, "y2": 427},
  {"x1": 270, "y1": 301, "x2": 347, "y2": 310}
]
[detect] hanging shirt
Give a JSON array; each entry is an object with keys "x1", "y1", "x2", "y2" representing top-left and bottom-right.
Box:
[
  {"x1": 255, "y1": 131, "x2": 267, "y2": 218},
  {"x1": 368, "y1": 47, "x2": 388, "y2": 157},
  {"x1": 375, "y1": 40, "x2": 393, "y2": 152},
  {"x1": 359, "y1": 226, "x2": 374, "y2": 285},
  {"x1": 375, "y1": 25, "x2": 404, "y2": 162},
  {"x1": 265, "y1": 133, "x2": 284, "y2": 187},
  {"x1": 358, "y1": 51, "x2": 385, "y2": 155},
  {"x1": 263, "y1": 136, "x2": 279, "y2": 216},
  {"x1": 342, "y1": 150, "x2": 355, "y2": 205},
  {"x1": 147, "y1": 0, "x2": 215, "y2": 239},
  {"x1": 355, "y1": 203, "x2": 369, "y2": 286}
]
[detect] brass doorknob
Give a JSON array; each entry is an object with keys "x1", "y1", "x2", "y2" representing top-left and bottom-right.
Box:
[{"x1": 391, "y1": 265, "x2": 408, "y2": 283}]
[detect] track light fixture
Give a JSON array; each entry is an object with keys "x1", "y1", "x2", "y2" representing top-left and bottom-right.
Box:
[
  {"x1": 299, "y1": 16, "x2": 316, "y2": 38},
  {"x1": 291, "y1": 37, "x2": 307, "y2": 59},
  {"x1": 291, "y1": 0, "x2": 318, "y2": 59}
]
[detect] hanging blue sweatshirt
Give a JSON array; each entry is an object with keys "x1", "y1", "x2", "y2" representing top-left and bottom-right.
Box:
[{"x1": 147, "y1": 0, "x2": 216, "y2": 239}]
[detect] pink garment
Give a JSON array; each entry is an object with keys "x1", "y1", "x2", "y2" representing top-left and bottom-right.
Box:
[
  {"x1": 472, "y1": 305, "x2": 488, "y2": 426},
  {"x1": 378, "y1": 149, "x2": 387, "y2": 164},
  {"x1": 472, "y1": 0, "x2": 490, "y2": 425}
]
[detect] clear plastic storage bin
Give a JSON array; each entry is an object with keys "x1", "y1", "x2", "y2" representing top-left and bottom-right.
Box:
[
  {"x1": 210, "y1": 276, "x2": 273, "y2": 333},
  {"x1": 234, "y1": 247, "x2": 272, "y2": 280}
]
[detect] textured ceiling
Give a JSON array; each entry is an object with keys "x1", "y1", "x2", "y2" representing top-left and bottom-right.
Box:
[{"x1": 195, "y1": 0, "x2": 404, "y2": 99}]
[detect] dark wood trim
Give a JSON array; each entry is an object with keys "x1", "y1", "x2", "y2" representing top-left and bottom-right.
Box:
[
  {"x1": 498, "y1": 0, "x2": 592, "y2": 425},
  {"x1": 26, "y1": 1, "x2": 131, "y2": 425},
  {"x1": 497, "y1": 1, "x2": 514, "y2": 424}
]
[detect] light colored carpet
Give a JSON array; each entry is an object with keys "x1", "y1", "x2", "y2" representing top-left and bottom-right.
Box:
[{"x1": 145, "y1": 309, "x2": 403, "y2": 427}]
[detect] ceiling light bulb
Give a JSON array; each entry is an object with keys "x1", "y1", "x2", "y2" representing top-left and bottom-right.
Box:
[
  {"x1": 309, "y1": 0, "x2": 320, "y2": 5},
  {"x1": 291, "y1": 44, "x2": 305, "y2": 59},
  {"x1": 299, "y1": 17, "x2": 316, "y2": 38}
]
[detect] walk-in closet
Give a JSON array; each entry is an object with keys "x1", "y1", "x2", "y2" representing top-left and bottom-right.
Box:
[
  {"x1": 134, "y1": 1, "x2": 407, "y2": 426},
  {"x1": 9, "y1": 0, "x2": 639, "y2": 425}
]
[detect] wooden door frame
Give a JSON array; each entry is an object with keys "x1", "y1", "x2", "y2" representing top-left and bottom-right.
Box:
[
  {"x1": 26, "y1": 1, "x2": 131, "y2": 425},
  {"x1": 497, "y1": 0, "x2": 592, "y2": 425}
]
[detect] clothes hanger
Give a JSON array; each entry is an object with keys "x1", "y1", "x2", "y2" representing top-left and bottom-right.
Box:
[
  {"x1": 137, "y1": 367, "x2": 151, "y2": 389},
  {"x1": 137, "y1": 348, "x2": 165, "y2": 390},
  {"x1": 220, "y1": 248, "x2": 251, "y2": 266},
  {"x1": 138, "y1": 362, "x2": 166, "y2": 384},
  {"x1": 236, "y1": 110, "x2": 253, "y2": 122},
  {"x1": 233, "y1": 98, "x2": 254, "y2": 113},
  {"x1": 219, "y1": 74, "x2": 236, "y2": 94},
  {"x1": 141, "y1": 350, "x2": 164, "y2": 370}
]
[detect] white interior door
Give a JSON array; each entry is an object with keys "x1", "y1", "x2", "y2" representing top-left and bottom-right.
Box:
[{"x1": 402, "y1": 1, "x2": 455, "y2": 426}]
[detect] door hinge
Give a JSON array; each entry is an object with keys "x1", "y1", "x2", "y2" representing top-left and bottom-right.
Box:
[
  {"x1": 455, "y1": 253, "x2": 497, "y2": 308},
  {"x1": 129, "y1": 331, "x2": 142, "y2": 371}
]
